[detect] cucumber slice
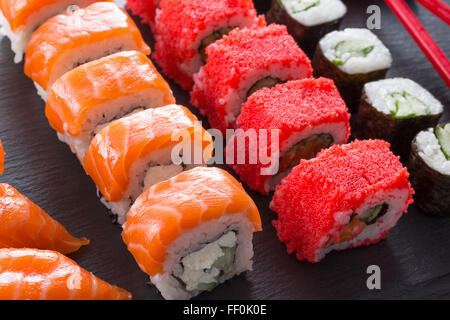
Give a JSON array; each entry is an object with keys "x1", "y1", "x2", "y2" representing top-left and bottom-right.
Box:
[
  {"x1": 282, "y1": 0, "x2": 320, "y2": 14},
  {"x1": 332, "y1": 40, "x2": 374, "y2": 66},
  {"x1": 388, "y1": 91, "x2": 430, "y2": 119},
  {"x1": 197, "y1": 282, "x2": 218, "y2": 292},
  {"x1": 360, "y1": 203, "x2": 388, "y2": 225},
  {"x1": 212, "y1": 246, "x2": 236, "y2": 274},
  {"x1": 435, "y1": 123, "x2": 450, "y2": 160}
]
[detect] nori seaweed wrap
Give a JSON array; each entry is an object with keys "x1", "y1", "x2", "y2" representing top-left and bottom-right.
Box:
[
  {"x1": 408, "y1": 124, "x2": 450, "y2": 216},
  {"x1": 266, "y1": 0, "x2": 347, "y2": 57},
  {"x1": 354, "y1": 78, "x2": 444, "y2": 161}
]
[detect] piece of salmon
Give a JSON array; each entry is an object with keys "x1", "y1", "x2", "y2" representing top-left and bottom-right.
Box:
[
  {"x1": 122, "y1": 166, "x2": 262, "y2": 276},
  {"x1": 0, "y1": 248, "x2": 132, "y2": 300},
  {"x1": 83, "y1": 105, "x2": 213, "y2": 202},
  {"x1": 0, "y1": 184, "x2": 89, "y2": 254},
  {"x1": 24, "y1": 2, "x2": 150, "y2": 92},
  {"x1": 0, "y1": 0, "x2": 112, "y2": 32},
  {"x1": 0, "y1": 139, "x2": 4, "y2": 174},
  {"x1": 45, "y1": 50, "x2": 175, "y2": 159}
]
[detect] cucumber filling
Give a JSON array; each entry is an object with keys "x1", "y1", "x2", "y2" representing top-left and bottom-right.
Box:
[
  {"x1": 325, "y1": 203, "x2": 388, "y2": 248},
  {"x1": 331, "y1": 40, "x2": 374, "y2": 66},
  {"x1": 177, "y1": 231, "x2": 237, "y2": 292},
  {"x1": 282, "y1": 0, "x2": 321, "y2": 14},
  {"x1": 388, "y1": 91, "x2": 431, "y2": 119},
  {"x1": 279, "y1": 134, "x2": 333, "y2": 173},
  {"x1": 435, "y1": 123, "x2": 450, "y2": 160},
  {"x1": 199, "y1": 27, "x2": 235, "y2": 63},
  {"x1": 247, "y1": 77, "x2": 282, "y2": 98}
]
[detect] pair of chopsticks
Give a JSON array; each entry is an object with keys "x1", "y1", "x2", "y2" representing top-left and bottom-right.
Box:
[{"x1": 384, "y1": 0, "x2": 450, "y2": 87}]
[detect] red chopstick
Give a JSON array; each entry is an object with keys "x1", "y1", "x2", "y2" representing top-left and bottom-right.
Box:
[
  {"x1": 415, "y1": 0, "x2": 450, "y2": 25},
  {"x1": 385, "y1": 0, "x2": 450, "y2": 87}
]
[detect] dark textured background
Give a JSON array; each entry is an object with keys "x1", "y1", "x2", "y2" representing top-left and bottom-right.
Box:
[{"x1": 0, "y1": 0, "x2": 448, "y2": 299}]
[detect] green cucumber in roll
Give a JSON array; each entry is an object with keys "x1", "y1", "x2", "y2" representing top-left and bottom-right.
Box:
[
  {"x1": 435, "y1": 123, "x2": 450, "y2": 160},
  {"x1": 388, "y1": 91, "x2": 431, "y2": 119},
  {"x1": 282, "y1": 0, "x2": 321, "y2": 13},
  {"x1": 332, "y1": 40, "x2": 374, "y2": 66}
]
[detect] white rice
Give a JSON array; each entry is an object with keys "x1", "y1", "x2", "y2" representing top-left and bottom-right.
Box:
[
  {"x1": 281, "y1": 0, "x2": 347, "y2": 27},
  {"x1": 415, "y1": 128, "x2": 450, "y2": 176},
  {"x1": 151, "y1": 214, "x2": 255, "y2": 300},
  {"x1": 364, "y1": 78, "x2": 444, "y2": 115},
  {"x1": 319, "y1": 28, "x2": 392, "y2": 75},
  {"x1": 315, "y1": 187, "x2": 410, "y2": 261},
  {"x1": 0, "y1": 1, "x2": 97, "y2": 63}
]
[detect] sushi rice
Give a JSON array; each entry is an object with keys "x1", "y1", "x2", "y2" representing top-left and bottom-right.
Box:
[
  {"x1": 281, "y1": 0, "x2": 347, "y2": 27},
  {"x1": 415, "y1": 128, "x2": 450, "y2": 176}
]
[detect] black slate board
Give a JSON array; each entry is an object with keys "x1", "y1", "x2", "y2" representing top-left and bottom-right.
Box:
[{"x1": 0, "y1": 0, "x2": 449, "y2": 300}]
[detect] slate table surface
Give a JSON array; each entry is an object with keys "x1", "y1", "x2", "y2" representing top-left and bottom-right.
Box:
[{"x1": 0, "y1": 0, "x2": 448, "y2": 299}]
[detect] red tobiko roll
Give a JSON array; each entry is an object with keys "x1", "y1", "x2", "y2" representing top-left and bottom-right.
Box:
[
  {"x1": 270, "y1": 139, "x2": 414, "y2": 263},
  {"x1": 153, "y1": 0, "x2": 259, "y2": 90},
  {"x1": 126, "y1": 0, "x2": 160, "y2": 28},
  {"x1": 190, "y1": 23, "x2": 313, "y2": 134},
  {"x1": 226, "y1": 78, "x2": 351, "y2": 195}
]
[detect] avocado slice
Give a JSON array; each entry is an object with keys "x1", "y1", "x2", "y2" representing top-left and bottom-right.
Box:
[{"x1": 435, "y1": 123, "x2": 450, "y2": 160}]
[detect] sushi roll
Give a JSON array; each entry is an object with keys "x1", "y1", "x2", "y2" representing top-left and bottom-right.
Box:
[
  {"x1": 24, "y1": 2, "x2": 150, "y2": 100},
  {"x1": 312, "y1": 28, "x2": 393, "y2": 112},
  {"x1": 126, "y1": 0, "x2": 160, "y2": 29},
  {"x1": 227, "y1": 78, "x2": 351, "y2": 195},
  {"x1": 153, "y1": 0, "x2": 259, "y2": 90},
  {"x1": 270, "y1": 140, "x2": 413, "y2": 263},
  {"x1": 191, "y1": 23, "x2": 313, "y2": 134},
  {"x1": 0, "y1": 248, "x2": 132, "y2": 300},
  {"x1": 0, "y1": 183, "x2": 89, "y2": 254},
  {"x1": 122, "y1": 167, "x2": 262, "y2": 300},
  {"x1": 45, "y1": 51, "x2": 175, "y2": 160},
  {"x1": 267, "y1": 0, "x2": 347, "y2": 57},
  {"x1": 83, "y1": 105, "x2": 213, "y2": 224},
  {"x1": 0, "y1": 0, "x2": 112, "y2": 63},
  {"x1": 408, "y1": 123, "x2": 450, "y2": 216},
  {"x1": 354, "y1": 78, "x2": 444, "y2": 160},
  {"x1": 0, "y1": 138, "x2": 4, "y2": 174}
]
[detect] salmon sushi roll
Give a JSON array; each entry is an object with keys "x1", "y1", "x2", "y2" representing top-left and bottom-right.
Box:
[
  {"x1": 0, "y1": 248, "x2": 132, "y2": 300},
  {"x1": 227, "y1": 78, "x2": 351, "y2": 195},
  {"x1": 408, "y1": 123, "x2": 450, "y2": 216},
  {"x1": 126, "y1": 0, "x2": 160, "y2": 29},
  {"x1": 83, "y1": 105, "x2": 213, "y2": 224},
  {"x1": 153, "y1": 0, "x2": 259, "y2": 90},
  {"x1": 45, "y1": 51, "x2": 175, "y2": 160},
  {"x1": 190, "y1": 23, "x2": 312, "y2": 134},
  {"x1": 122, "y1": 167, "x2": 262, "y2": 300},
  {"x1": 24, "y1": 2, "x2": 151, "y2": 100},
  {"x1": 0, "y1": 0, "x2": 112, "y2": 63},
  {"x1": 0, "y1": 138, "x2": 4, "y2": 174},
  {"x1": 270, "y1": 139, "x2": 414, "y2": 263},
  {"x1": 0, "y1": 184, "x2": 89, "y2": 254}
]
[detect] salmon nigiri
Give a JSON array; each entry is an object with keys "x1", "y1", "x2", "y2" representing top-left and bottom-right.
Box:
[
  {"x1": 24, "y1": 2, "x2": 151, "y2": 100},
  {"x1": 0, "y1": 138, "x2": 4, "y2": 174},
  {"x1": 0, "y1": 0, "x2": 112, "y2": 63},
  {"x1": 83, "y1": 105, "x2": 213, "y2": 224},
  {"x1": 45, "y1": 51, "x2": 175, "y2": 160},
  {"x1": 0, "y1": 248, "x2": 132, "y2": 300},
  {"x1": 122, "y1": 167, "x2": 262, "y2": 300},
  {"x1": 0, "y1": 184, "x2": 88, "y2": 254}
]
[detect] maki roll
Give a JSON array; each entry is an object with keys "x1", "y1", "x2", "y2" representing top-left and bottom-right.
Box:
[
  {"x1": 83, "y1": 105, "x2": 213, "y2": 224},
  {"x1": 0, "y1": 0, "x2": 112, "y2": 63},
  {"x1": 408, "y1": 124, "x2": 450, "y2": 216},
  {"x1": 191, "y1": 23, "x2": 313, "y2": 134},
  {"x1": 0, "y1": 183, "x2": 89, "y2": 254},
  {"x1": 122, "y1": 167, "x2": 262, "y2": 300},
  {"x1": 312, "y1": 28, "x2": 393, "y2": 112},
  {"x1": 153, "y1": 0, "x2": 258, "y2": 90},
  {"x1": 24, "y1": 2, "x2": 150, "y2": 100},
  {"x1": 126, "y1": 0, "x2": 160, "y2": 29},
  {"x1": 354, "y1": 78, "x2": 444, "y2": 160},
  {"x1": 227, "y1": 78, "x2": 350, "y2": 195},
  {"x1": 270, "y1": 140, "x2": 413, "y2": 262},
  {"x1": 267, "y1": 0, "x2": 347, "y2": 56},
  {"x1": 0, "y1": 248, "x2": 132, "y2": 300},
  {"x1": 45, "y1": 51, "x2": 175, "y2": 160}
]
